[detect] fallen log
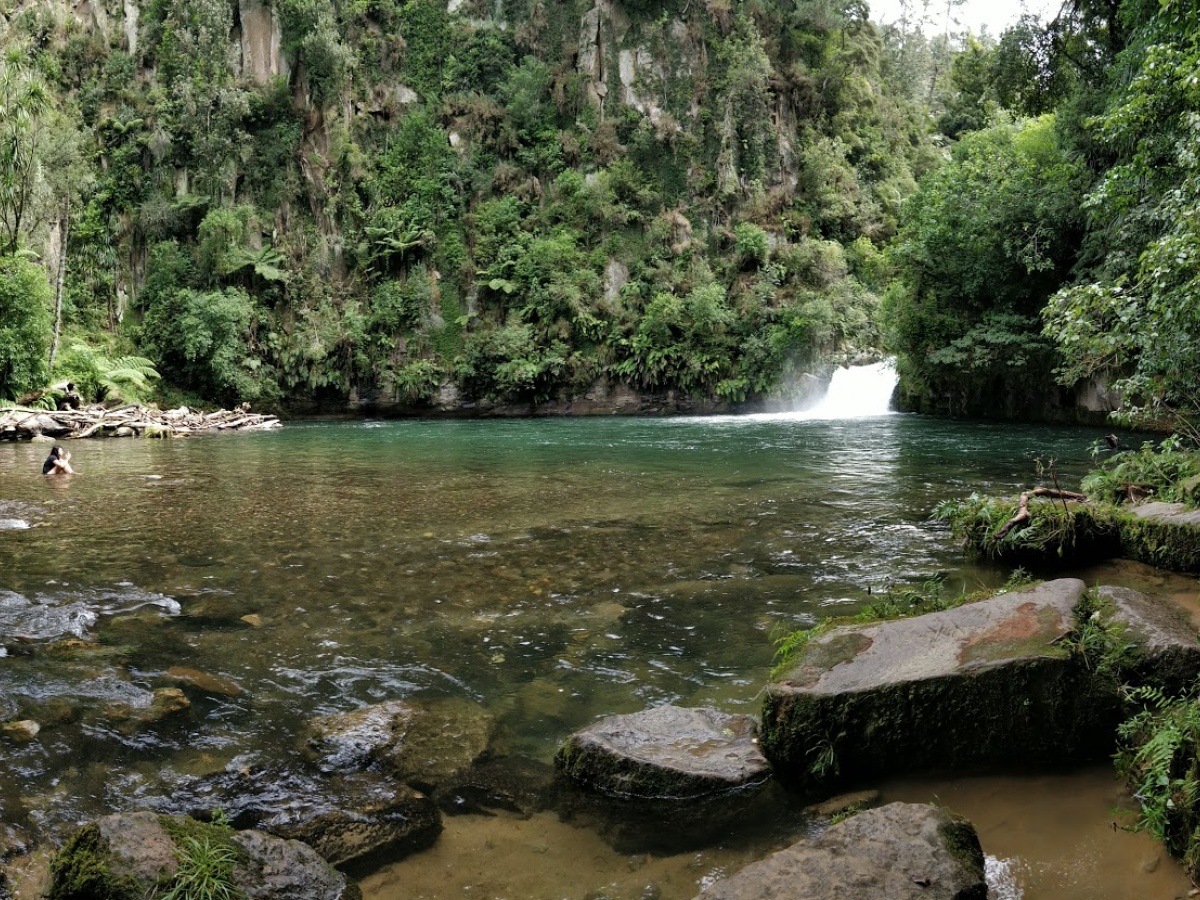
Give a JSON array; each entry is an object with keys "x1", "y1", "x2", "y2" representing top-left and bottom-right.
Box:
[
  {"x1": 994, "y1": 487, "x2": 1089, "y2": 540},
  {"x1": 0, "y1": 402, "x2": 281, "y2": 441}
]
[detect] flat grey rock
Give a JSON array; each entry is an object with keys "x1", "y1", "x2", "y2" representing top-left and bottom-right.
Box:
[
  {"x1": 1129, "y1": 502, "x2": 1200, "y2": 527},
  {"x1": 1099, "y1": 585, "x2": 1200, "y2": 692},
  {"x1": 556, "y1": 705, "x2": 771, "y2": 800}
]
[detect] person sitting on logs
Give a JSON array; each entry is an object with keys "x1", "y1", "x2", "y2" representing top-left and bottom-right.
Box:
[
  {"x1": 57, "y1": 382, "x2": 82, "y2": 411},
  {"x1": 42, "y1": 446, "x2": 75, "y2": 476}
]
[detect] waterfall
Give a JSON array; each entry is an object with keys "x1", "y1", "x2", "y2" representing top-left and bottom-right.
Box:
[{"x1": 801, "y1": 359, "x2": 898, "y2": 419}]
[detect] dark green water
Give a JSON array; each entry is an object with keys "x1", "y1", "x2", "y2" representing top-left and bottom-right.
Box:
[{"x1": 0, "y1": 411, "x2": 1187, "y2": 898}]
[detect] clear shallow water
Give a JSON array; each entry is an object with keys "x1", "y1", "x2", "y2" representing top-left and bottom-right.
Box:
[{"x1": 0, "y1": 413, "x2": 1191, "y2": 897}]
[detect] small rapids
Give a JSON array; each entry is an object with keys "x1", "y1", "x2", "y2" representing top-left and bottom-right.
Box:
[{"x1": 0, "y1": 586, "x2": 180, "y2": 642}]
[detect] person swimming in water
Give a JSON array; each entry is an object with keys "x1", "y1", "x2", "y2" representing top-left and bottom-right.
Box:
[{"x1": 42, "y1": 445, "x2": 75, "y2": 475}]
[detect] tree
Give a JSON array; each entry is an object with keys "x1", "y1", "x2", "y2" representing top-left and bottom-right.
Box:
[
  {"x1": 0, "y1": 254, "x2": 53, "y2": 399},
  {"x1": 1043, "y1": 1, "x2": 1200, "y2": 435},
  {"x1": 883, "y1": 115, "x2": 1088, "y2": 413},
  {"x1": 0, "y1": 51, "x2": 83, "y2": 255}
]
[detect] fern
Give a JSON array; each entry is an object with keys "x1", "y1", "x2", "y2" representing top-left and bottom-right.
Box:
[
  {"x1": 62, "y1": 343, "x2": 160, "y2": 403},
  {"x1": 1116, "y1": 681, "x2": 1200, "y2": 873}
]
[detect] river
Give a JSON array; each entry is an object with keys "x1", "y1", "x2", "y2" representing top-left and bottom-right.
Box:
[{"x1": 0, "y1": 366, "x2": 1192, "y2": 898}]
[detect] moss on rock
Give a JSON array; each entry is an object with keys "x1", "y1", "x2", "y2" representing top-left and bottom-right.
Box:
[{"x1": 47, "y1": 823, "x2": 145, "y2": 900}]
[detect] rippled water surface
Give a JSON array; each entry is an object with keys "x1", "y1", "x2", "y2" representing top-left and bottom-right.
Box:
[{"x1": 0, "y1": 412, "x2": 1191, "y2": 897}]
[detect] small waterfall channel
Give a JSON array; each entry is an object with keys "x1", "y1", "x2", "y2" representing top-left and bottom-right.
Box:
[{"x1": 803, "y1": 358, "x2": 898, "y2": 418}]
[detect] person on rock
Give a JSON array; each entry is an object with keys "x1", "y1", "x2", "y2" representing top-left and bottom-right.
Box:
[
  {"x1": 57, "y1": 382, "x2": 82, "y2": 410},
  {"x1": 41, "y1": 445, "x2": 75, "y2": 476}
]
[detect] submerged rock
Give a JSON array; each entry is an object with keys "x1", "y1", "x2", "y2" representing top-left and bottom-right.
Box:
[
  {"x1": 164, "y1": 666, "x2": 244, "y2": 697},
  {"x1": 696, "y1": 802, "x2": 986, "y2": 900},
  {"x1": 761, "y1": 579, "x2": 1119, "y2": 784},
  {"x1": 46, "y1": 811, "x2": 360, "y2": 900},
  {"x1": 431, "y1": 755, "x2": 560, "y2": 818},
  {"x1": 556, "y1": 705, "x2": 771, "y2": 800},
  {"x1": 303, "y1": 697, "x2": 494, "y2": 788}
]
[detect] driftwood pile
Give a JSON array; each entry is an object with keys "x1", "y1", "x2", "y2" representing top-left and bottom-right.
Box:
[{"x1": 0, "y1": 403, "x2": 281, "y2": 440}]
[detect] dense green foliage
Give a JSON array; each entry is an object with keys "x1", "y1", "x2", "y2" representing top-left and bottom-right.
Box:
[
  {"x1": 1043, "y1": 2, "x2": 1200, "y2": 436},
  {"x1": 883, "y1": 0, "x2": 1200, "y2": 432},
  {"x1": 6, "y1": 0, "x2": 1196, "y2": 423},
  {"x1": 883, "y1": 115, "x2": 1087, "y2": 416},
  {"x1": 0, "y1": 0, "x2": 953, "y2": 411}
]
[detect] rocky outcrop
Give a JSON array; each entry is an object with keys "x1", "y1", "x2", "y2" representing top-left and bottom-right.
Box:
[
  {"x1": 46, "y1": 811, "x2": 361, "y2": 900},
  {"x1": 303, "y1": 697, "x2": 495, "y2": 789},
  {"x1": 1098, "y1": 585, "x2": 1200, "y2": 693},
  {"x1": 237, "y1": 0, "x2": 290, "y2": 85},
  {"x1": 553, "y1": 706, "x2": 775, "y2": 854},
  {"x1": 556, "y1": 706, "x2": 771, "y2": 800},
  {"x1": 695, "y1": 802, "x2": 986, "y2": 900},
  {"x1": 1121, "y1": 502, "x2": 1200, "y2": 572},
  {"x1": 761, "y1": 579, "x2": 1119, "y2": 784},
  {"x1": 762, "y1": 578, "x2": 1200, "y2": 787}
]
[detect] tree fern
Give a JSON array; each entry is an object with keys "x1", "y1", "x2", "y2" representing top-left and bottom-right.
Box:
[{"x1": 62, "y1": 343, "x2": 160, "y2": 403}]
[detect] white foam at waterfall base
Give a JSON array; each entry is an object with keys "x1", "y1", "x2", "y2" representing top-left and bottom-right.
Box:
[{"x1": 800, "y1": 359, "x2": 898, "y2": 419}]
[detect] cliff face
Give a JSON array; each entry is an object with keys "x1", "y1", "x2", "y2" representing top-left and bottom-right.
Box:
[{"x1": 10, "y1": 0, "x2": 935, "y2": 410}]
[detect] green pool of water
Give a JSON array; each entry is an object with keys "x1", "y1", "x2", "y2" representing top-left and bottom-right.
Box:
[{"x1": 0, "y1": 413, "x2": 1178, "y2": 897}]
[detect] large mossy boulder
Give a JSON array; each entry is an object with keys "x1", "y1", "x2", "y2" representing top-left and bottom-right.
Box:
[
  {"x1": 761, "y1": 579, "x2": 1120, "y2": 785},
  {"x1": 1121, "y1": 502, "x2": 1200, "y2": 572},
  {"x1": 556, "y1": 705, "x2": 771, "y2": 800},
  {"x1": 303, "y1": 697, "x2": 494, "y2": 789},
  {"x1": 695, "y1": 802, "x2": 986, "y2": 900},
  {"x1": 47, "y1": 811, "x2": 361, "y2": 900}
]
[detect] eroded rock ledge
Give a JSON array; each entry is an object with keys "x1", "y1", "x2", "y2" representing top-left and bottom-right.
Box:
[{"x1": 761, "y1": 579, "x2": 1200, "y2": 786}]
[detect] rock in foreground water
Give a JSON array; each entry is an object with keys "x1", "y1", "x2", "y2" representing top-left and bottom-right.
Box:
[
  {"x1": 556, "y1": 705, "x2": 771, "y2": 799},
  {"x1": 761, "y1": 579, "x2": 1120, "y2": 783},
  {"x1": 696, "y1": 802, "x2": 986, "y2": 900},
  {"x1": 46, "y1": 811, "x2": 360, "y2": 900},
  {"x1": 162, "y1": 766, "x2": 442, "y2": 870},
  {"x1": 303, "y1": 697, "x2": 494, "y2": 788}
]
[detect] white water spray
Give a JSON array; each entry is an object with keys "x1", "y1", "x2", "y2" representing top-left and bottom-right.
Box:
[{"x1": 801, "y1": 359, "x2": 898, "y2": 419}]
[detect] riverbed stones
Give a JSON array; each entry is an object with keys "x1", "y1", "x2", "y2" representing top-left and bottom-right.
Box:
[
  {"x1": 303, "y1": 697, "x2": 494, "y2": 789},
  {"x1": 695, "y1": 802, "x2": 986, "y2": 900},
  {"x1": 555, "y1": 706, "x2": 771, "y2": 800},
  {"x1": 761, "y1": 579, "x2": 1120, "y2": 784},
  {"x1": 164, "y1": 665, "x2": 244, "y2": 697},
  {"x1": 46, "y1": 811, "x2": 361, "y2": 900}
]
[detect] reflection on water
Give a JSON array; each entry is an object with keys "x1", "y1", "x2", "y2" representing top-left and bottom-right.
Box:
[{"x1": 0, "y1": 415, "x2": 1190, "y2": 897}]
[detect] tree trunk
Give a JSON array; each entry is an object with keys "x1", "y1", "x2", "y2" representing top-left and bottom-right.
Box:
[{"x1": 49, "y1": 200, "x2": 69, "y2": 373}]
